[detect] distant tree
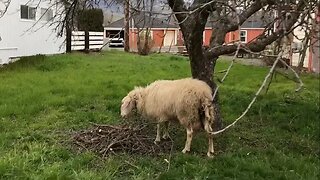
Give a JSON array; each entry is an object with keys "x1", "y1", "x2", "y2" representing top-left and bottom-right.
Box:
[
  {"x1": 124, "y1": 0, "x2": 130, "y2": 52},
  {"x1": 77, "y1": 8, "x2": 104, "y2": 31}
]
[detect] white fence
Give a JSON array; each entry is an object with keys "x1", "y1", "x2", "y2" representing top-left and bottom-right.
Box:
[{"x1": 71, "y1": 31, "x2": 104, "y2": 51}]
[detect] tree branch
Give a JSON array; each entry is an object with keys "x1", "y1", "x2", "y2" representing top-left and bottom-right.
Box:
[
  {"x1": 206, "y1": 0, "x2": 306, "y2": 57},
  {"x1": 211, "y1": 42, "x2": 288, "y2": 135}
]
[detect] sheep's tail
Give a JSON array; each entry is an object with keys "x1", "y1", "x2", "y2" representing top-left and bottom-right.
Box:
[{"x1": 202, "y1": 98, "x2": 215, "y2": 134}]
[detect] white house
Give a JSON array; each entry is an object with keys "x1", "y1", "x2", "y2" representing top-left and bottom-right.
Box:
[
  {"x1": 289, "y1": 8, "x2": 319, "y2": 73},
  {"x1": 0, "y1": 0, "x2": 65, "y2": 64}
]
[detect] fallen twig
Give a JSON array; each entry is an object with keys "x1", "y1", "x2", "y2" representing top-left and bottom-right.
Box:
[
  {"x1": 166, "y1": 136, "x2": 174, "y2": 172},
  {"x1": 72, "y1": 123, "x2": 172, "y2": 157}
]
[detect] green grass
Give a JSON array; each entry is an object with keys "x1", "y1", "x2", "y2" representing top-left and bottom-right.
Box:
[{"x1": 0, "y1": 51, "x2": 319, "y2": 179}]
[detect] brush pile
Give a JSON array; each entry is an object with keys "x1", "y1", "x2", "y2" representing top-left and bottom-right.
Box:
[{"x1": 72, "y1": 123, "x2": 173, "y2": 157}]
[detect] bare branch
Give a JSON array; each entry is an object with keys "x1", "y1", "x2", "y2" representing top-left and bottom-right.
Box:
[
  {"x1": 211, "y1": 41, "x2": 289, "y2": 135},
  {"x1": 279, "y1": 59, "x2": 304, "y2": 92},
  {"x1": 0, "y1": 0, "x2": 11, "y2": 18}
]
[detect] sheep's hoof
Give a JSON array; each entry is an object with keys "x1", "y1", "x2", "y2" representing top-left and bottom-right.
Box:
[
  {"x1": 207, "y1": 152, "x2": 215, "y2": 158},
  {"x1": 181, "y1": 148, "x2": 190, "y2": 154}
]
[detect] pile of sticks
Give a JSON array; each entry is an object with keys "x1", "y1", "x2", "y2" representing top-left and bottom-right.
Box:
[{"x1": 72, "y1": 123, "x2": 173, "y2": 157}]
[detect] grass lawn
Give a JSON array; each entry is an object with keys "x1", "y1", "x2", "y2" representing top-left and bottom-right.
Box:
[{"x1": 0, "y1": 51, "x2": 319, "y2": 179}]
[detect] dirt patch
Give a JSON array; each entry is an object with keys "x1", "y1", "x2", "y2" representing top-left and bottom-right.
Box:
[{"x1": 72, "y1": 123, "x2": 173, "y2": 157}]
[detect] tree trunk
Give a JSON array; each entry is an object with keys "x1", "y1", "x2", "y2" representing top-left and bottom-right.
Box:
[
  {"x1": 124, "y1": 0, "x2": 130, "y2": 52},
  {"x1": 168, "y1": 1, "x2": 222, "y2": 130},
  {"x1": 188, "y1": 46, "x2": 222, "y2": 130},
  {"x1": 66, "y1": 27, "x2": 72, "y2": 53},
  {"x1": 137, "y1": 29, "x2": 142, "y2": 53},
  {"x1": 298, "y1": 32, "x2": 310, "y2": 71},
  {"x1": 142, "y1": 28, "x2": 151, "y2": 55},
  {"x1": 84, "y1": 30, "x2": 89, "y2": 53},
  {"x1": 182, "y1": 20, "x2": 223, "y2": 130},
  {"x1": 191, "y1": 52, "x2": 223, "y2": 130}
]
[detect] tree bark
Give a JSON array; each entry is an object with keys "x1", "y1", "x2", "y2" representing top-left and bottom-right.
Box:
[
  {"x1": 124, "y1": 0, "x2": 130, "y2": 52},
  {"x1": 174, "y1": 7, "x2": 223, "y2": 130},
  {"x1": 190, "y1": 50, "x2": 223, "y2": 131},
  {"x1": 84, "y1": 30, "x2": 89, "y2": 53},
  {"x1": 66, "y1": 27, "x2": 72, "y2": 53},
  {"x1": 142, "y1": 28, "x2": 151, "y2": 55},
  {"x1": 298, "y1": 32, "x2": 310, "y2": 71}
]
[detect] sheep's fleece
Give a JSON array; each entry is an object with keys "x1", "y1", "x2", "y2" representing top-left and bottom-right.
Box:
[{"x1": 121, "y1": 78, "x2": 215, "y2": 157}]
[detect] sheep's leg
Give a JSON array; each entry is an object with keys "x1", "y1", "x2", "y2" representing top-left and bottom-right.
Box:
[
  {"x1": 207, "y1": 134, "x2": 214, "y2": 158},
  {"x1": 182, "y1": 127, "x2": 193, "y2": 154},
  {"x1": 154, "y1": 123, "x2": 161, "y2": 144},
  {"x1": 162, "y1": 121, "x2": 170, "y2": 139}
]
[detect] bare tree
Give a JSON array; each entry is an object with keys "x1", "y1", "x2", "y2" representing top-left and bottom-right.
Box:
[
  {"x1": 124, "y1": 0, "x2": 130, "y2": 51},
  {"x1": 162, "y1": 0, "x2": 318, "y2": 130},
  {"x1": 130, "y1": 0, "x2": 157, "y2": 55}
]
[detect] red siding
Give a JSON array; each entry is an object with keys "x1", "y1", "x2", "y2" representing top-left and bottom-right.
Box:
[
  {"x1": 129, "y1": 30, "x2": 174, "y2": 48},
  {"x1": 203, "y1": 29, "x2": 264, "y2": 45},
  {"x1": 153, "y1": 30, "x2": 164, "y2": 47},
  {"x1": 129, "y1": 28, "x2": 264, "y2": 51},
  {"x1": 225, "y1": 31, "x2": 237, "y2": 44},
  {"x1": 129, "y1": 30, "x2": 137, "y2": 49},
  {"x1": 204, "y1": 29, "x2": 212, "y2": 46},
  {"x1": 246, "y1": 29, "x2": 264, "y2": 43}
]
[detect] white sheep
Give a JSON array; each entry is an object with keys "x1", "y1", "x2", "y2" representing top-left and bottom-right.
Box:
[{"x1": 120, "y1": 78, "x2": 215, "y2": 157}]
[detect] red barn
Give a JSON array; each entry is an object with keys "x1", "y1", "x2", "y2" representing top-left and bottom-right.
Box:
[
  {"x1": 203, "y1": 20, "x2": 265, "y2": 46},
  {"x1": 104, "y1": 14, "x2": 179, "y2": 50},
  {"x1": 105, "y1": 15, "x2": 266, "y2": 54}
]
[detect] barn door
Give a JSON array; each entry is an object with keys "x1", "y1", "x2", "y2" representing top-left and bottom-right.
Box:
[{"x1": 164, "y1": 31, "x2": 175, "y2": 46}]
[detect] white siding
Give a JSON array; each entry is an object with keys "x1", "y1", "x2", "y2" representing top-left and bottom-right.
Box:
[
  {"x1": 164, "y1": 30, "x2": 175, "y2": 47},
  {"x1": 0, "y1": 0, "x2": 65, "y2": 64},
  {"x1": 291, "y1": 29, "x2": 309, "y2": 68}
]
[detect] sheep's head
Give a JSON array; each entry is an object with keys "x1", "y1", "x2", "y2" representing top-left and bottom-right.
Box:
[
  {"x1": 120, "y1": 95, "x2": 135, "y2": 118},
  {"x1": 120, "y1": 87, "x2": 143, "y2": 118}
]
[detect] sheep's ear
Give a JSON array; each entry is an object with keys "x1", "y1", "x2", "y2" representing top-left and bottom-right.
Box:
[{"x1": 132, "y1": 87, "x2": 142, "y2": 100}]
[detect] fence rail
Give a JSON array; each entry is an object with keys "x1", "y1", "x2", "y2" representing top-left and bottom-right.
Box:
[{"x1": 67, "y1": 31, "x2": 104, "y2": 51}]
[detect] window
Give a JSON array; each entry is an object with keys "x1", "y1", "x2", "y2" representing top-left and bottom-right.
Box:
[
  {"x1": 20, "y1": 5, "x2": 36, "y2": 20},
  {"x1": 40, "y1": 8, "x2": 53, "y2": 21},
  {"x1": 240, "y1": 30, "x2": 247, "y2": 43},
  {"x1": 291, "y1": 42, "x2": 302, "y2": 53}
]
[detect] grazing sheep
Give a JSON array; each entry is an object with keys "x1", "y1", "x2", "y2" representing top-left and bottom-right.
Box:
[{"x1": 120, "y1": 78, "x2": 215, "y2": 157}]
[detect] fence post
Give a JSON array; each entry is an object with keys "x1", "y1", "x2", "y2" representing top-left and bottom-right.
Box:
[
  {"x1": 85, "y1": 30, "x2": 89, "y2": 53},
  {"x1": 66, "y1": 27, "x2": 71, "y2": 53}
]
